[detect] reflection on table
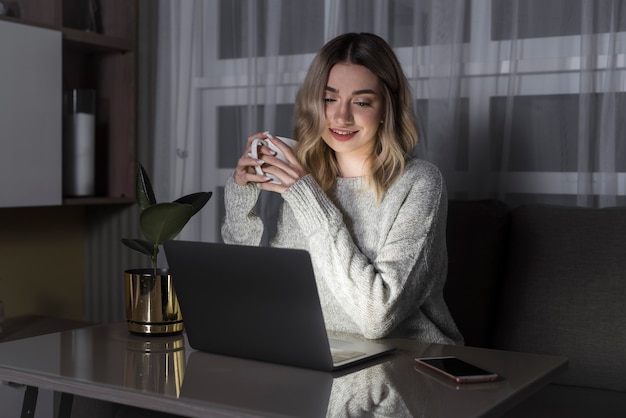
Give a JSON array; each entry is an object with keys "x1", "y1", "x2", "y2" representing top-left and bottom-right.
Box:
[
  {"x1": 0, "y1": 323, "x2": 567, "y2": 418},
  {"x1": 124, "y1": 333, "x2": 186, "y2": 398}
]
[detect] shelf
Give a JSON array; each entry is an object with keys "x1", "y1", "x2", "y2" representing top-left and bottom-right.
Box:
[
  {"x1": 0, "y1": 17, "x2": 133, "y2": 53},
  {"x1": 63, "y1": 196, "x2": 135, "y2": 206},
  {"x1": 0, "y1": 15, "x2": 57, "y2": 30},
  {"x1": 1, "y1": 0, "x2": 137, "y2": 208},
  {"x1": 63, "y1": 27, "x2": 133, "y2": 53}
]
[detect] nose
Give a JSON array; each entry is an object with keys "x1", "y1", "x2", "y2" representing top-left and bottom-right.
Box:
[{"x1": 334, "y1": 102, "x2": 353, "y2": 125}]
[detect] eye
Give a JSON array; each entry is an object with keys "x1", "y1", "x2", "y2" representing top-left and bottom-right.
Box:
[
  {"x1": 354, "y1": 101, "x2": 371, "y2": 107},
  {"x1": 324, "y1": 97, "x2": 336, "y2": 103}
]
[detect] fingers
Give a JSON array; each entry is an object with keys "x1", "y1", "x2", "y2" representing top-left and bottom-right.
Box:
[
  {"x1": 257, "y1": 155, "x2": 307, "y2": 191},
  {"x1": 232, "y1": 132, "x2": 274, "y2": 186},
  {"x1": 246, "y1": 132, "x2": 275, "y2": 157},
  {"x1": 233, "y1": 153, "x2": 271, "y2": 186},
  {"x1": 235, "y1": 132, "x2": 304, "y2": 190},
  {"x1": 259, "y1": 154, "x2": 296, "y2": 177},
  {"x1": 245, "y1": 132, "x2": 269, "y2": 148},
  {"x1": 265, "y1": 137, "x2": 295, "y2": 162}
]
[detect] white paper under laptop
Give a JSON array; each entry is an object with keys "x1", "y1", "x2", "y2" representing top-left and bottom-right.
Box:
[{"x1": 164, "y1": 240, "x2": 395, "y2": 371}]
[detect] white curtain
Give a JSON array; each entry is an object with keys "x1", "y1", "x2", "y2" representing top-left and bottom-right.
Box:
[{"x1": 146, "y1": 0, "x2": 626, "y2": 245}]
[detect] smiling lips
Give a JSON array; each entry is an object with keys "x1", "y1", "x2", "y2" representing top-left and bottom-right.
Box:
[{"x1": 329, "y1": 128, "x2": 358, "y2": 141}]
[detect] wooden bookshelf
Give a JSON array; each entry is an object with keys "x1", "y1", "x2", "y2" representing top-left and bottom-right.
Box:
[{"x1": 0, "y1": 0, "x2": 137, "y2": 205}]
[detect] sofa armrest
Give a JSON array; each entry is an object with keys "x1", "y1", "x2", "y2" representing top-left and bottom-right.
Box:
[{"x1": 493, "y1": 204, "x2": 626, "y2": 392}]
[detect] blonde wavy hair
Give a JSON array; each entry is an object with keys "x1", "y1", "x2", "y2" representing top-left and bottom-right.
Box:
[{"x1": 294, "y1": 32, "x2": 418, "y2": 201}]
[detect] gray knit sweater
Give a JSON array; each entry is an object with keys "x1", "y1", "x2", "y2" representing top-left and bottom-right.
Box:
[{"x1": 222, "y1": 159, "x2": 463, "y2": 344}]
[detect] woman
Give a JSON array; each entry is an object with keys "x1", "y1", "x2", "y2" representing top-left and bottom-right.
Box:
[{"x1": 222, "y1": 33, "x2": 463, "y2": 344}]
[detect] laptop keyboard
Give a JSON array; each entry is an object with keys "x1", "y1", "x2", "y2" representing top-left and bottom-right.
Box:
[{"x1": 330, "y1": 347, "x2": 366, "y2": 363}]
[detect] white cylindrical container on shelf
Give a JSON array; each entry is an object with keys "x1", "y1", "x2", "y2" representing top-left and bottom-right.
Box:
[{"x1": 63, "y1": 89, "x2": 96, "y2": 197}]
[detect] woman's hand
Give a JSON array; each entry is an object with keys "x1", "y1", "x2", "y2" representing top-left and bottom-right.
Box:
[
  {"x1": 234, "y1": 132, "x2": 307, "y2": 193},
  {"x1": 257, "y1": 136, "x2": 308, "y2": 193},
  {"x1": 233, "y1": 132, "x2": 274, "y2": 187}
]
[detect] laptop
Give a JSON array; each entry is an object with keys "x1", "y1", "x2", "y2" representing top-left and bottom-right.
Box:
[{"x1": 163, "y1": 240, "x2": 395, "y2": 371}]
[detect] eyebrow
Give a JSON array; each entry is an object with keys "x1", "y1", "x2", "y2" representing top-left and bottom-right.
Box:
[{"x1": 325, "y1": 86, "x2": 378, "y2": 95}]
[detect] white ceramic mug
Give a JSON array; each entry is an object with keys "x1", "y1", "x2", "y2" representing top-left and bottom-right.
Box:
[{"x1": 250, "y1": 132, "x2": 297, "y2": 184}]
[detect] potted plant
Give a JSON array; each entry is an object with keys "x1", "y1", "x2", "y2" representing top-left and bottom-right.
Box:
[{"x1": 122, "y1": 163, "x2": 212, "y2": 335}]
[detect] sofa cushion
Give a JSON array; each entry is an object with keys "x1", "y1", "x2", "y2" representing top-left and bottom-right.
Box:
[
  {"x1": 493, "y1": 204, "x2": 626, "y2": 392},
  {"x1": 444, "y1": 199, "x2": 509, "y2": 347}
]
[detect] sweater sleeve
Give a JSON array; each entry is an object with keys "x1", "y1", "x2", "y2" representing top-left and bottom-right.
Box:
[
  {"x1": 221, "y1": 174, "x2": 264, "y2": 246},
  {"x1": 282, "y1": 166, "x2": 447, "y2": 339}
]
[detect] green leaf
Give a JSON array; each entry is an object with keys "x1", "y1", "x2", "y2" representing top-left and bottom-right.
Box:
[
  {"x1": 123, "y1": 162, "x2": 213, "y2": 272},
  {"x1": 136, "y1": 163, "x2": 157, "y2": 210},
  {"x1": 121, "y1": 238, "x2": 154, "y2": 257},
  {"x1": 174, "y1": 191, "x2": 213, "y2": 215},
  {"x1": 139, "y1": 202, "x2": 194, "y2": 246}
]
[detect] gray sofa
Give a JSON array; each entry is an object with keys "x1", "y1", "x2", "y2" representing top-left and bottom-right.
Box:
[{"x1": 444, "y1": 200, "x2": 626, "y2": 417}]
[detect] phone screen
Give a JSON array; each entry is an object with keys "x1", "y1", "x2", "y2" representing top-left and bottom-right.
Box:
[{"x1": 415, "y1": 356, "x2": 499, "y2": 383}]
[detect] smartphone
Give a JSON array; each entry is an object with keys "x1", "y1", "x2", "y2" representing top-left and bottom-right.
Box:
[{"x1": 415, "y1": 356, "x2": 499, "y2": 383}]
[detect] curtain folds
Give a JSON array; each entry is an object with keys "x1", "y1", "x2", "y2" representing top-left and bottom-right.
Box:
[
  {"x1": 149, "y1": 0, "x2": 625, "y2": 244},
  {"x1": 83, "y1": 0, "x2": 623, "y2": 322}
]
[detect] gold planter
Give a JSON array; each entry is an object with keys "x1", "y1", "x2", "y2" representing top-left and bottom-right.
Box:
[{"x1": 124, "y1": 269, "x2": 183, "y2": 335}]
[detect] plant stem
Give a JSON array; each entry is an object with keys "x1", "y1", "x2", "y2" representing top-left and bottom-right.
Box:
[{"x1": 152, "y1": 245, "x2": 158, "y2": 277}]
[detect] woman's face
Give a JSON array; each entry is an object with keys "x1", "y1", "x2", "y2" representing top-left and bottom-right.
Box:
[{"x1": 322, "y1": 62, "x2": 384, "y2": 171}]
